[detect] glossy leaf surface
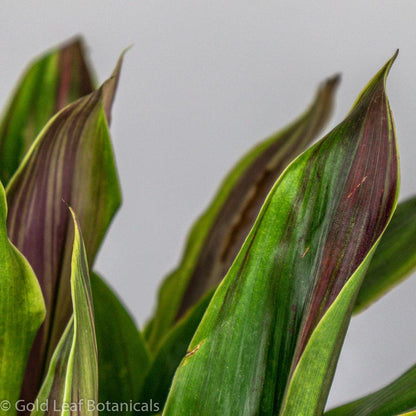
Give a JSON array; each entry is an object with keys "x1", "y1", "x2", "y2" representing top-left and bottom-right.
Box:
[
  {"x1": 0, "y1": 183, "x2": 45, "y2": 415},
  {"x1": 91, "y1": 272, "x2": 150, "y2": 415},
  {"x1": 325, "y1": 364, "x2": 416, "y2": 416},
  {"x1": 32, "y1": 209, "x2": 97, "y2": 416},
  {"x1": 0, "y1": 37, "x2": 95, "y2": 185},
  {"x1": 148, "y1": 75, "x2": 340, "y2": 348},
  {"x1": 163, "y1": 55, "x2": 398, "y2": 416}
]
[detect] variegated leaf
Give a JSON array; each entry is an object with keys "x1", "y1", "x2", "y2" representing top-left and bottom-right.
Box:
[
  {"x1": 0, "y1": 37, "x2": 95, "y2": 185},
  {"x1": 148, "y1": 75, "x2": 340, "y2": 349},
  {"x1": 0, "y1": 182, "x2": 45, "y2": 416},
  {"x1": 32, "y1": 209, "x2": 97, "y2": 416},
  {"x1": 163, "y1": 53, "x2": 399, "y2": 416},
  {"x1": 7, "y1": 61, "x2": 122, "y2": 402}
]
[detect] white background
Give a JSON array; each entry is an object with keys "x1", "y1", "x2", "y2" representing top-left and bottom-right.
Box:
[{"x1": 1, "y1": 1, "x2": 416, "y2": 410}]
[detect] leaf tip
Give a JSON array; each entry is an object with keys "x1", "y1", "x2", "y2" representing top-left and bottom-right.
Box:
[
  {"x1": 59, "y1": 35, "x2": 90, "y2": 61},
  {"x1": 101, "y1": 50, "x2": 127, "y2": 124},
  {"x1": 62, "y1": 34, "x2": 85, "y2": 48},
  {"x1": 327, "y1": 73, "x2": 341, "y2": 88},
  {"x1": 318, "y1": 73, "x2": 341, "y2": 100},
  {"x1": 63, "y1": 202, "x2": 81, "y2": 238},
  {"x1": 381, "y1": 49, "x2": 399, "y2": 82},
  {"x1": 347, "y1": 51, "x2": 398, "y2": 116}
]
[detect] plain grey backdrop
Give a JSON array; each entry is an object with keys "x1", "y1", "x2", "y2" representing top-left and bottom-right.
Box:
[{"x1": 1, "y1": 0, "x2": 415, "y2": 410}]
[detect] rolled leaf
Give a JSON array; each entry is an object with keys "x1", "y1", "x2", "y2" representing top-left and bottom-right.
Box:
[
  {"x1": 138, "y1": 290, "x2": 213, "y2": 414},
  {"x1": 148, "y1": 75, "x2": 340, "y2": 349},
  {"x1": 0, "y1": 37, "x2": 95, "y2": 185},
  {"x1": 32, "y1": 209, "x2": 98, "y2": 416},
  {"x1": 325, "y1": 364, "x2": 416, "y2": 416},
  {"x1": 0, "y1": 183, "x2": 45, "y2": 415},
  {"x1": 354, "y1": 197, "x2": 416, "y2": 313},
  {"x1": 163, "y1": 54, "x2": 398, "y2": 416},
  {"x1": 7, "y1": 63, "x2": 122, "y2": 401},
  {"x1": 91, "y1": 272, "x2": 151, "y2": 415}
]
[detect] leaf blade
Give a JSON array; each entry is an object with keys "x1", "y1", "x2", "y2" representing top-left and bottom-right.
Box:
[
  {"x1": 279, "y1": 52, "x2": 400, "y2": 416},
  {"x1": 6, "y1": 63, "x2": 122, "y2": 400},
  {"x1": 32, "y1": 209, "x2": 98, "y2": 416},
  {"x1": 162, "y1": 54, "x2": 398, "y2": 416},
  {"x1": 354, "y1": 196, "x2": 416, "y2": 313},
  {"x1": 0, "y1": 183, "x2": 45, "y2": 415},
  {"x1": 280, "y1": 249, "x2": 375, "y2": 415},
  {"x1": 0, "y1": 37, "x2": 95, "y2": 185},
  {"x1": 139, "y1": 290, "x2": 214, "y2": 413},
  {"x1": 325, "y1": 364, "x2": 416, "y2": 416},
  {"x1": 148, "y1": 75, "x2": 340, "y2": 348},
  {"x1": 91, "y1": 272, "x2": 151, "y2": 415}
]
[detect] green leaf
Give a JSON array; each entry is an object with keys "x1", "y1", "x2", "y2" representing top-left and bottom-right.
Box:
[
  {"x1": 32, "y1": 208, "x2": 97, "y2": 416},
  {"x1": 279, "y1": 250, "x2": 375, "y2": 415},
  {"x1": 271, "y1": 52, "x2": 400, "y2": 416},
  {"x1": 354, "y1": 196, "x2": 416, "y2": 313},
  {"x1": 6, "y1": 62, "x2": 122, "y2": 401},
  {"x1": 143, "y1": 317, "x2": 154, "y2": 341},
  {"x1": 162, "y1": 54, "x2": 398, "y2": 416},
  {"x1": 138, "y1": 290, "x2": 213, "y2": 414},
  {"x1": 147, "y1": 74, "x2": 340, "y2": 348},
  {"x1": 0, "y1": 37, "x2": 95, "y2": 185},
  {"x1": 325, "y1": 364, "x2": 416, "y2": 416},
  {"x1": 90, "y1": 272, "x2": 151, "y2": 415},
  {"x1": 0, "y1": 183, "x2": 45, "y2": 416}
]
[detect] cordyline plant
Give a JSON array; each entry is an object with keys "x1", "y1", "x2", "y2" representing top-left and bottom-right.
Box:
[{"x1": 0, "y1": 38, "x2": 415, "y2": 416}]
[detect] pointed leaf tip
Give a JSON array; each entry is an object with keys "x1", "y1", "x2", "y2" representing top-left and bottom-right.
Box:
[
  {"x1": 326, "y1": 73, "x2": 341, "y2": 88},
  {"x1": 0, "y1": 37, "x2": 95, "y2": 185},
  {"x1": 60, "y1": 34, "x2": 85, "y2": 50},
  {"x1": 371, "y1": 50, "x2": 398, "y2": 85},
  {"x1": 381, "y1": 49, "x2": 399, "y2": 81},
  {"x1": 68, "y1": 206, "x2": 79, "y2": 229},
  {"x1": 163, "y1": 57, "x2": 398, "y2": 416},
  {"x1": 102, "y1": 50, "x2": 127, "y2": 124},
  {"x1": 350, "y1": 51, "x2": 398, "y2": 114}
]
